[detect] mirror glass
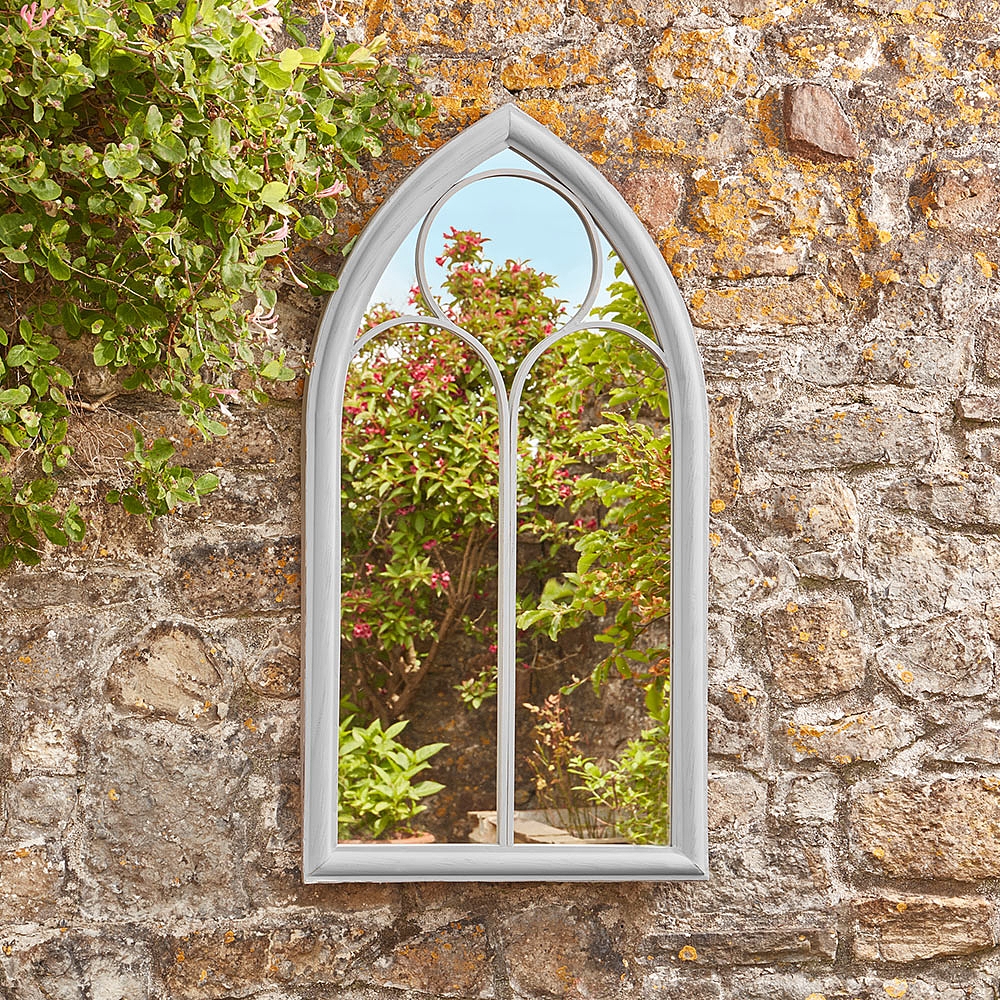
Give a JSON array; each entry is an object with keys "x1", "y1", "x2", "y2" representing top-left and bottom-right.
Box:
[
  {"x1": 340, "y1": 322, "x2": 499, "y2": 843},
  {"x1": 514, "y1": 317, "x2": 671, "y2": 847},
  {"x1": 340, "y1": 161, "x2": 671, "y2": 846}
]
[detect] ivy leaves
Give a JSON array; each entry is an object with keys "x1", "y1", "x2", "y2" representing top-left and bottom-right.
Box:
[{"x1": 0, "y1": 0, "x2": 432, "y2": 567}]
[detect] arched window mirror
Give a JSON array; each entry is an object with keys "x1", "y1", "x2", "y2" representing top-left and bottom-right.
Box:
[{"x1": 303, "y1": 106, "x2": 708, "y2": 881}]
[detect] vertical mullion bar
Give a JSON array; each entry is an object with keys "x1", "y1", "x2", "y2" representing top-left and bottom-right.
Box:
[{"x1": 495, "y1": 394, "x2": 517, "y2": 847}]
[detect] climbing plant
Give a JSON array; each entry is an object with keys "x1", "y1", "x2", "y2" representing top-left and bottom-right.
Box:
[{"x1": 0, "y1": 0, "x2": 431, "y2": 568}]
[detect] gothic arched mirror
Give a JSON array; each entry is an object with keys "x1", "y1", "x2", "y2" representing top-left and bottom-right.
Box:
[{"x1": 303, "y1": 106, "x2": 708, "y2": 881}]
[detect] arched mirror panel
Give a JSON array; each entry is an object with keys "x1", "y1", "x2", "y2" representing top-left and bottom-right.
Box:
[{"x1": 304, "y1": 106, "x2": 708, "y2": 881}]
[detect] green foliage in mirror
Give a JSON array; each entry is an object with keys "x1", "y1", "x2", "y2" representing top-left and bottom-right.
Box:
[{"x1": 337, "y1": 714, "x2": 447, "y2": 840}]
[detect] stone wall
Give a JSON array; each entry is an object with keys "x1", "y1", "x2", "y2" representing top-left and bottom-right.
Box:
[{"x1": 3, "y1": 0, "x2": 1000, "y2": 996}]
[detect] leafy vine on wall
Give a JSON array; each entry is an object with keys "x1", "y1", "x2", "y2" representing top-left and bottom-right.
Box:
[{"x1": 0, "y1": 0, "x2": 432, "y2": 568}]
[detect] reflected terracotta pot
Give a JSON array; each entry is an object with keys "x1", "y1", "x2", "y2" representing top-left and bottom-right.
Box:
[{"x1": 340, "y1": 831, "x2": 436, "y2": 845}]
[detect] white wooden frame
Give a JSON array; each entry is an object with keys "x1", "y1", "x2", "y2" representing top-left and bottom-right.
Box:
[{"x1": 302, "y1": 105, "x2": 709, "y2": 881}]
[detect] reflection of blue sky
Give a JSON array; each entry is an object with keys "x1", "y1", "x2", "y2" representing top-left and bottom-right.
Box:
[{"x1": 369, "y1": 149, "x2": 618, "y2": 314}]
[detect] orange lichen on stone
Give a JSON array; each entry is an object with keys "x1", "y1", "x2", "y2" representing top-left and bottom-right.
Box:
[
  {"x1": 648, "y1": 28, "x2": 758, "y2": 101},
  {"x1": 500, "y1": 46, "x2": 603, "y2": 91}
]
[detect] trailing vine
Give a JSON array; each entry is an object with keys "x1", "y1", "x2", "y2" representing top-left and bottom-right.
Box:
[{"x1": 0, "y1": 0, "x2": 432, "y2": 568}]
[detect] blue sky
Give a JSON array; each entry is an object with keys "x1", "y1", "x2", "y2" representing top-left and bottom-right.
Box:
[{"x1": 368, "y1": 150, "x2": 617, "y2": 314}]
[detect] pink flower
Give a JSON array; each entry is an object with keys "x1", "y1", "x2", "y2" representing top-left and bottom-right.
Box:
[
  {"x1": 20, "y1": 2, "x2": 55, "y2": 28},
  {"x1": 353, "y1": 622, "x2": 372, "y2": 639},
  {"x1": 422, "y1": 540, "x2": 437, "y2": 550},
  {"x1": 315, "y1": 180, "x2": 347, "y2": 199},
  {"x1": 429, "y1": 569, "x2": 450, "y2": 591},
  {"x1": 265, "y1": 218, "x2": 290, "y2": 242}
]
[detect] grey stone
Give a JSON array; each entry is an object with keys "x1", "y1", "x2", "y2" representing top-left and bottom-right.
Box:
[
  {"x1": 645, "y1": 923, "x2": 837, "y2": 965},
  {"x1": 875, "y1": 613, "x2": 994, "y2": 699},
  {"x1": 74, "y1": 721, "x2": 250, "y2": 917},
  {"x1": 852, "y1": 894, "x2": 996, "y2": 962},
  {"x1": 763, "y1": 599, "x2": 866, "y2": 701},
  {"x1": 851, "y1": 777, "x2": 1000, "y2": 880},
  {"x1": 886, "y1": 469, "x2": 1000, "y2": 528},
  {"x1": 752, "y1": 402, "x2": 936, "y2": 472},
  {"x1": 957, "y1": 394, "x2": 1000, "y2": 421},
  {"x1": 782, "y1": 698, "x2": 918, "y2": 765},
  {"x1": 106, "y1": 623, "x2": 226, "y2": 724}
]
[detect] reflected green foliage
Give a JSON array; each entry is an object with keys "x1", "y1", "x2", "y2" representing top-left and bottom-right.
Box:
[
  {"x1": 337, "y1": 715, "x2": 446, "y2": 840},
  {"x1": 340, "y1": 233, "x2": 672, "y2": 843}
]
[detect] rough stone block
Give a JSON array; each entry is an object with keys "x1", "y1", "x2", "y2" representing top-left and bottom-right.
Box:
[
  {"x1": 875, "y1": 613, "x2": 993, "y2": 699},
  {"x1": 763, "y1": 599, "x2": 865, "y2": 701},
  {"x1": 851, "y1": 777, "x2": 1000, "y2": 880},
  {"x1": 169, "y1": 535, "x2": 300, "y2": 615},
  {"x1": 0, "y1": 930, "x2": 153, "y2": 1000},
  {"x1": 983, "y1": 322, "x2": 1000, "y2": 380},
  {"x1": 852, "y1": 895, "x2": 996, "y2": 961},
  {"x1": 245, "y1": 624, "x2": 301, "y2": 699},
  {"x1": 751, "y1": 475, "x2": 862, "y2": 582},
  {"x1": 620, "y1": 169, "x2": 683, "y2": 232},
  {"x1": 648, "y1": 28, "x2": 757, "y2": 97},
  {"x1": 866, "y1": 523, "x2": 1000, "y2": 628},
  {"x1": 1, "y1": 614, "x2": 100, "y2": 709},
  {"x1": 957, "y1": 394, "x2": 1000, "y2": 421},
  {"x1": 5, "y1": 776, "x2": 79, "y2": 837},
  {"x1": 372, "y1": 918, "x2": 494, "y2": 996},
  {"x1": 499, "y1": 40, "x2": 614, "y2": 91},
  {"x1": 106, "y1": 623, "x2": 227, "y2": 724},
  {"x1": 774, "y1": 774, "x2": 839, "y2": 827},
  {"x1": 708, "y1": 771, "x2": 766, "y2": 839},
  {"x1": 502, "y1": 906, "x2": 628, "y2": 999},
  {"x1": 645, "y1": 924, "x2": 837, "y2": 966},
  {"x1": 783, "y1": 699, "x2": 918, "y2": 765},
  {"x1": 154, "y1": 923, "x2": 380, "y2": 997},
  {"x1": 75, "y1": 721, "x2": 250, "y2": 916},
  {"x1": 0, "y1": 845, "x2": 62, "y2": 922},
  {"x1": 752, "y1": 403, "x2": 936, "y2": 472},
  {"x1": 708, "y1": 395, "x2": 741, "y2": 512},
  {"x1": 783, "y1": 83, "x2": 859, "y2": 161},
  {"x1": 708, "y1": 525, "x2": 797, "y2": 609},
  {"x1": 707, "y1": 672, "x2": 767, "y2": 766},
  {"x1": 929, "y1": 168, "x2": 999, "y2": 236},
  {"x1": 886, "y1": 470, "x2": 1000, "y2": 529},
  {"x1": 11, "y1": 716, "x2": 81, "y2": 776},
  {"x1": 856, "y1": 330, "x2": 975, "y2": 391},
  {"x1": 689, "y1": 281, "x2": 840, "y2": 331}
]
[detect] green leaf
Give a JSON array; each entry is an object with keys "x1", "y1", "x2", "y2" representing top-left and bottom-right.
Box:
[
  {"x1": 151, "y1": 133, "x2": 186, "y2": 164},
  {"x1": 0, "y1": 387, "x2": 30, "y2": 406},
  {"x1": 257, "y1": 62, "x2": 293, "y2": 89},
  {"x1": 144, "y1": 104, "x2": 163, "y2": 137},
  {"x1": 46, "y1": 252, "x2": 71, "y2": 281},
  {"x1": 28, "y1": 178, "x2": 61, "y2": 201},
  {"x1": 295, "y1": 215, "x2": 324, "y2": 239},
  {"x1": 6, "y1": 345, "x2": 33, "y2": 367},
  {"x1": 278, "y1": 48, "x2": 304, "y2": 72},
  {"x1": 260, "y1": 181, "x2": 289, "y2": 207},
  {"x1": 194, "y1": 472, "x2": 219, "y2": 494},
  {"x1": 92, "y1": 339, "x2": 117, "y2": 367},
  {"x1": 188, "y1": 174, "x2": 215, "y2": 204},
  {"x1": 121, "y1": 492, "x2": 146, "y2": 516}
]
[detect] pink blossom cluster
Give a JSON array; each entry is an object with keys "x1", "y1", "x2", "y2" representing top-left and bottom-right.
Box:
[{"x1": 20, "y1": 2, "x2": 55, "y2": 29}]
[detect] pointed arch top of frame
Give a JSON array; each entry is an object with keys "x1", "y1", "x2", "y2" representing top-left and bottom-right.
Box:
[
  {"x1": 303, "y1": 105, "x2": 709, "y2": 882},
  {"x1": 310, "y1": 105, "x2": 705, "y2": 416}
]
